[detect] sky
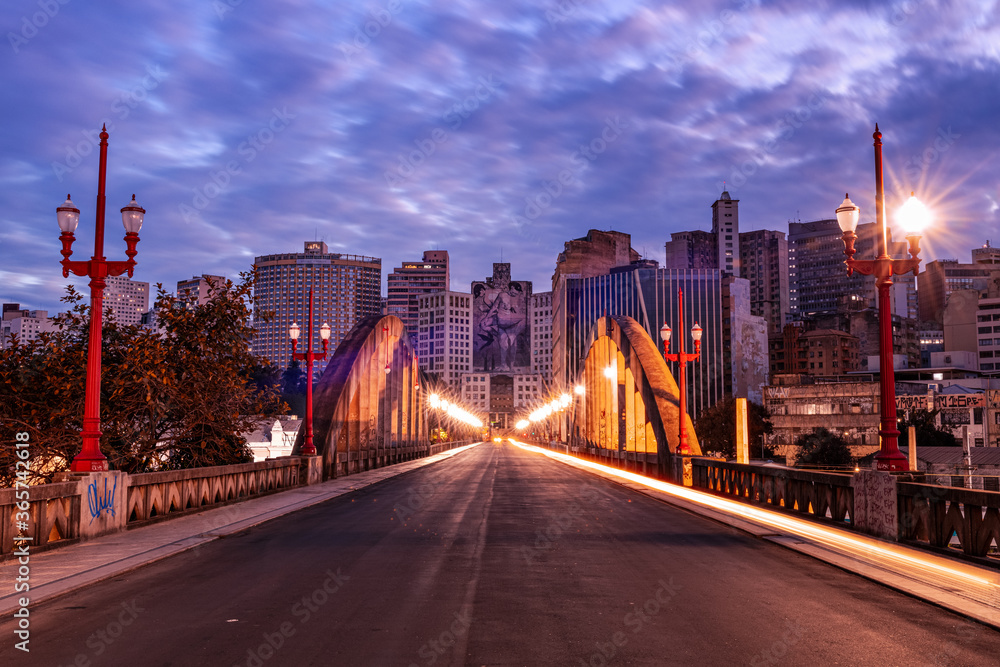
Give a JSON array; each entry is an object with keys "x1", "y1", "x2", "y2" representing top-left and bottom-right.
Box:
[{"x1": 1, "y1": 0, "x2": 999, "y2": 314}]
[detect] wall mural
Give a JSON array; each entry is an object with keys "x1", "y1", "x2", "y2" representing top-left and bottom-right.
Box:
[{"x1": 472, "y1": 263, "x2": 531, "y2": 372}]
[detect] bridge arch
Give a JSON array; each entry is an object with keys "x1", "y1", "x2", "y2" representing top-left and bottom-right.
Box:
[
  {"x1": 569, "y1": 315, "x2": 700, "y2": 473},
  {"x1": 293, "y1": 315, "x2": 426, "y2": 478}
]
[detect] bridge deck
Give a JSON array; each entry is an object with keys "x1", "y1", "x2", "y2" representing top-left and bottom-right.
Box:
[{"x1": 1, "y1": 441, "x2": 998, "y2": 665}]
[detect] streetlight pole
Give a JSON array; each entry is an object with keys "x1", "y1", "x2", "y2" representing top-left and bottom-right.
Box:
[
  {"x1": 56, "y1": 125, "x2": 145, "y2": 472},
  {"x1": 836, "y1": 124, "x2": 930, "y2": 472},
  {"x1": 659, "y1": 289, "x2": 703, "y2": 456},
  {"x1": 290, "y1": 288, "x2": 330, "y2": 456}
]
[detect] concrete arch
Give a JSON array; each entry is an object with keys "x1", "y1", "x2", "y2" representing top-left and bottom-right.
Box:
[
  {"x1": 293, "y1": 315, "x2": 426, "y2": 478},
  {"x1": 570, "y1": 315, "x2": 700, "y2": 473}
]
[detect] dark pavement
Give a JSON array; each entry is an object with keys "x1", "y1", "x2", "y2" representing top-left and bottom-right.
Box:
[{"x1": 3, "y1": 441, "x2": 998, "y2": 666}]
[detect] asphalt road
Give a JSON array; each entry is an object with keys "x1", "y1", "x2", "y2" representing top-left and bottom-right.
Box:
[{"x1": 3, "y1": 441, "x2": 999, "y2": 666}]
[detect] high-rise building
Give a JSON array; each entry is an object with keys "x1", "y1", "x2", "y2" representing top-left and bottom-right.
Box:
[
  {"x1": 103, "y1": 275, "x2": 149, "y2": 326},
  {"x1": 918, "y1": 259, "x2": 999, "y2": 324},
  {"x1": 530, "y1": 291, "x2": 553, "y2": 382},
  {"x1": 711, "y1": 191, "x2": 740, "y2": 277},
  {"x1": 663, "y1": 230, "x2": 717, "y2": 271},
  {"x1": 416, "y1": 290, "x2": 472, "y2": 391},
  {"x1": 252, "y1": 241, "x2": 381, "y2": 376},
  {"x1": 177, "y1": 275, "x2": 226, "y2": 308},
  {"x1": 552, "y1": 230, "x2": 640, "y2": 386},
  {"x1": 387, "y1": 250, "x2": 450, "y2": 345},
  {"x1": 738, "y1": 229, "x2": 789, "y2": 334},
  {"x1": 662, "y1": 192, "x2": 742, "y2": 278},
  {"x1": 557, "y1": 263, "x2": 728, "y2": 420},
  {"x1": 788, "y1": 219, "x2": 904, "y2": 319}
]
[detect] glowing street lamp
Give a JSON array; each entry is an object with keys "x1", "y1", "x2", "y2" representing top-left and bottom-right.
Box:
[
  {"x1": 659, "y1": 289, "x2": 702, "y2": 456},
  {"x1": 837, "y1": 125, "x2": 928, "y2": 471},
  {"x1": 57, "y1": 125, "x2": 145, "y2": 472},
  {"x1": 290, "y1": 288, "x2": 330, "y2": 456}
]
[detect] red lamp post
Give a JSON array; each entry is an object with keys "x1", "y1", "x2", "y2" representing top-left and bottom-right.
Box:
[
  {"x1": 659, "y1": 289, "x2": 703, "y2": 456},
  {"x1": 290, "y1": 288, "x2": 330, "y2": 456},
  {"x1": 836, "y1": 125, "x2": 930, "y2": 472},
  {"x1": 57, "y1": 125, "x2": 145, "y2": 472}
]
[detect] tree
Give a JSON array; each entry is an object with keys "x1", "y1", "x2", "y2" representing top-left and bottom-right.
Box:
[
  {"x1": 693, "y1": 396, "x2": 774, "y2": 459},
  {"x1": 0, "y1": 271, "x2": 286, "y2": 484},
  {"x1": 793, "y1": 428, "x2": 853, "y2": 467},
  {"x1": 280, "y1": 358, "x2": 307, "y2": 417},
  {"x1": 898, "y1": 409, "x2": 959, "y2": 448}
]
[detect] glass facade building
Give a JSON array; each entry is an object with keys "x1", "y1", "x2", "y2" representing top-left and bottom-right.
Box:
[{"x1": 561, "y1": 265, "x2": 725, "y2": 420}]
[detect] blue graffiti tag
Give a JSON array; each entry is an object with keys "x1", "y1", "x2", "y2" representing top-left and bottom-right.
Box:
[{"x1": 87, "y1": 476, "x2": 117, "y2": 523}]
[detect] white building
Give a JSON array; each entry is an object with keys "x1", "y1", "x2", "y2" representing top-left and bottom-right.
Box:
[
  {"x1": 104, "y1": 275, "x2": 149, "y2": 327},
  {"x1": 244, "y1": 417, "x2": 302, "y2": 462},
  {"x1": 1, "y1": 306, "x2": 58, "y2": 349},
  {"x1": 417, "y1": 290, "x2": 473, "y2": 391},
  {"x1": 531, "y1": 291, "x2": 553, "y2": 382}
]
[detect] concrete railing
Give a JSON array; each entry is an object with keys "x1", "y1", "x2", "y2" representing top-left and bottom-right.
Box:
[
  {"x1": 1, "y1": 439, "x2": 484, "y2": 559},
  {"x1": 691, "y1": 458, "x2": 855, "y2": 527},
  {"x1": 898, "y1": 481, "x2": 1000, "y2": 562},
  {"x1": 1, "y1": 457, "x2": 321, "y2": 558}
]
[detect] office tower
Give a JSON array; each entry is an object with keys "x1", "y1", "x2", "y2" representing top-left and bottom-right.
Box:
[
  {"x1": 711, "y1": 191, "x2": 740, "y2": 277},
  {"x1": 531, "y1": 291, "x2": 553, "y2": 382},
  {"x1": 552, "y1": 229, "x2": 639, "y2": 386},
  {"x1": 663, "y1": 230, "x2": 717, "y2": 271},
  {"x1": 252, "y1": 241, "x2": 381, "y2": 376},
  {"x1": 386, "y1": 250, "x2": 450, "y2": 344},
  {"x1": 416, "y1": 290, "x2": 472, "y2": 391},
  {"x1": 788, "y1": 219, "x2": 903, "y2": 319},
  {"x1": 103, "y1": 275, "x2": 149, "y2": 326},
  {"x1": 177, "y1": 274, "x2": 226, "y2": 308},
  {"x1": 739, "y1": 229, "x2": 789, "y2": 335}
]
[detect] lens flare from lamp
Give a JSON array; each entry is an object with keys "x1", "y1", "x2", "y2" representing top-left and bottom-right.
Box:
[{"x1": 896, "y1": 192, "x2": 931, "y2": 235}]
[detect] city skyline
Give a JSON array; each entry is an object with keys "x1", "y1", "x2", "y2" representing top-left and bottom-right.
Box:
[{"x1": 2, "y1": 1, "x2": 998, "y2": 314}]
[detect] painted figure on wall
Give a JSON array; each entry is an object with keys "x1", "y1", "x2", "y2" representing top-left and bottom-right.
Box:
[{"x1": 473, "y1": 263, "x2": 531, "y2": 372}]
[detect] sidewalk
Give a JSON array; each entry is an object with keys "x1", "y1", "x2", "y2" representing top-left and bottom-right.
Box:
[
  {"x1": 0, "y1": 443, "x2": 482, "y2": 616},
  {"x1": 512, "y1": 441, "x2": 1000, "y2": 631}
]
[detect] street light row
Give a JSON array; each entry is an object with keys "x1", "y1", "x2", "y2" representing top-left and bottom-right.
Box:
[
  {"x1": 53, "y1": 124, "x2": 933, "y2": 474},
  {"x1": 428, "y1": 393, "x2": 483, "y2": 428}
]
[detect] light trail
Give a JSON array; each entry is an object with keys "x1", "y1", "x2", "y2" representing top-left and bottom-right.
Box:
[{"x1": 510, "y1": 440, "x2": 1000, "y2": 600}]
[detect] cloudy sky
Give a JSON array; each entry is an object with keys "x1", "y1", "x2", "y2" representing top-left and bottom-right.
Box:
[{"x1": 2, "y1": 0, "x2": 998, "y2": 313}]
